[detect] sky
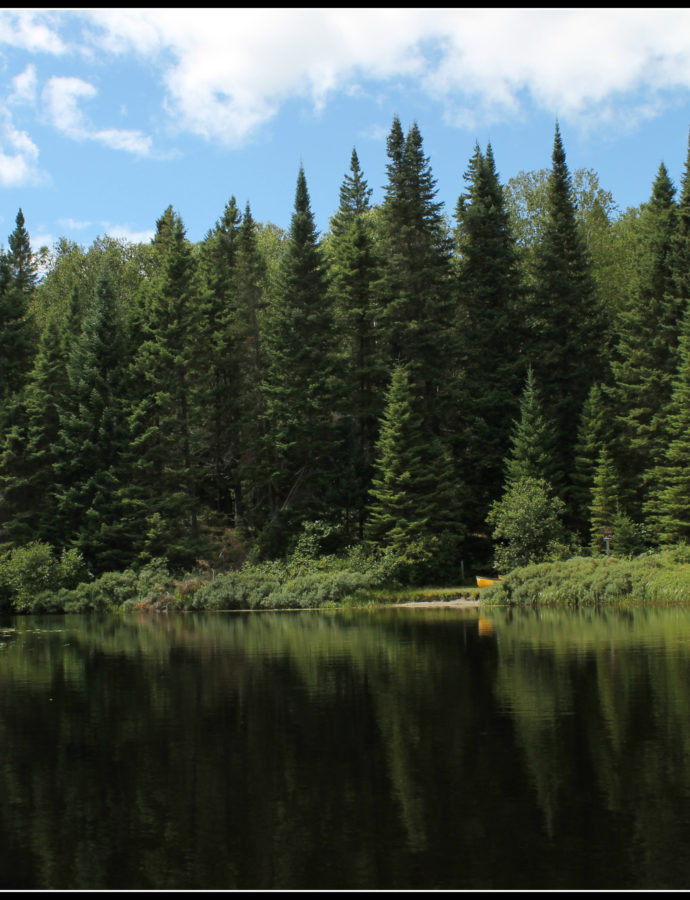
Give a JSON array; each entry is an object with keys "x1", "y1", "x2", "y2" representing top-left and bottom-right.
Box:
[{"x1": 2, "y1": 8, "x2": 690, "y2": 252}]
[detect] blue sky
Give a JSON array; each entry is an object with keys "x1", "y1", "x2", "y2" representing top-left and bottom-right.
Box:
[{"x1": 2, "y1": 9, "x2": 690, "y2": 251}]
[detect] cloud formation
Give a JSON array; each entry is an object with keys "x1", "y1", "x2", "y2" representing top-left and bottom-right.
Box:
[
  {"x1": 42, "y1": 76, "x2": 153, "y2": 156},
  {"x1": 79, "y1": 8, "x2": 690, "y2": 143},
  {"x1": 3, "y1": 9, "x2": 690, "y2": 151}
]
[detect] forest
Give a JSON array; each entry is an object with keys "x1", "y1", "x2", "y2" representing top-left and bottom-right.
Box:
[{"x1": 0, "y1": 115, "x2": 689, "y2": 605}]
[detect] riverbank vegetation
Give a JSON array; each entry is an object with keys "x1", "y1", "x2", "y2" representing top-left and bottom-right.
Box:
[{"x1": 2, "y1": 117, "x2": 690, "y2": 612}]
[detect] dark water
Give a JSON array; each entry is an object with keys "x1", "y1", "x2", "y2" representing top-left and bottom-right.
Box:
[{"x1": 1, "y1": 605, "x2": 690, "y2": 889}]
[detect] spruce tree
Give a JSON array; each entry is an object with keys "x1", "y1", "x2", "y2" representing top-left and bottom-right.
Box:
[
  {"x1": 610, "y1": 162, "x2": 680, "y2": 517},
  {"x1": 8, "y1": 208, "x2": 37, "y2": 295},
  {"x1": 126, "y1": 207, "x2": 208, "y2": 567},
  {"x1": 260, "y1": 167, "x2": 336, "y2": 549},
  {"x1": 649, "y1": 299, "x2": 690, "y2": 543},
  {"x1": 571, "y1": 383, "x2": 614, "y2": 536},
  {"x1": 197, "y1": 196, "x2": 242, "y2": 520},
  {"x1": 230, "y1": 202, "x2": 269, "y2": 534},
  {"x1": 375, "y1": 118, "x2": 455, "y2": 435},
  {"x1": 528, "y1": 124, "x2": 603, "y2": 488},
  {"x1": 589, "y1": 447, "x2": 620, "y2": 554},
  {"x1": 52, "y1": 269, "x2": 133, "y2": 570},
  {"x1": 327, "y1": 148, "x2": 382, "y2": 539},
  {"x1": 0, "y1": 317, "x2": 66, "y2": 547},
  {"x1": 0, "y1": 249, "x2": 35, "y2": 416},
  {"x1": 366, "y1": 365, "x2": 461, "y2": 579},
  {"x1": 504, "y1": 366, "x2": 561, "y2": 489},
  {"x1": 453, "y1": 142, "x2": 524, "y2": 530}
]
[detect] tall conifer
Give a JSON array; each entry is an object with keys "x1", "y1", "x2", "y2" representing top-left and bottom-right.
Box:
[
  {"x1": 528, "y1": 124, "x2": 602, "y2": 488},
  {"x1": 453, "y1": 142, "x2": 524, "y2": 530},
  {"x1": 261, "y1": 167, "x2": 336, "y2": 547}
]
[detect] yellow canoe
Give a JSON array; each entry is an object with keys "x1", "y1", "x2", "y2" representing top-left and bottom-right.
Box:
[{"x1": 476, "y1": 576, "x2": 504, "y2": 588}]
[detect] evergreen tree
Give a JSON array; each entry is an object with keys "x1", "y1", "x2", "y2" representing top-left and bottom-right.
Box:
[
  {"x1": 504, "y1": 366, "x2": 561, "y2": 488},
  {"x1": 589, "y1": 447, "x2": 620, "y2": 554},
  {"x1": 52, "y1": 269, "x2": 133, "y2": 570},
  {"x1": 197, "y1": 196, "x2": 242, "y2": 520},
  {"x1": 0, "y1": 317, "x2": 66, "y2": 547},
  {"x1": 453, "y1": 141, "x2": 524, "y2": 530},
  {"x1": 260, "y1": 167, "x2": 336, "y2": 549},
  {"x1": 8, "y1": 208, "x2": 37, "y2": 295},
  {"x1": 571, "y1": 383, "x2": 614, "y2": 536},
  {"x1": 230, "y1": 202, "x2": 269, "y2": 535},
  {"x1": 649, "y1": 299, "x2": 690, "y2": 543},
  {"x1": 327, "y1": 148, "x2": 382, "y2": 538},
  {"x1": 375, "y1": 118, "x2": 455, "y2": 434},
  {"x1": 610, "y1": 162, "x2": 680, "y2": 516},
  {"x1": 0, "y1": 249, "x2": 35, "y2": 416},
  {"x1": 126, "y1": 207, "x2": 208, "y2": 567},
  {"x1": 527, "y1": 124, "x2": 603, "y2": 488},
  {"x1": 366, "y1": 365, "x2": 461, "y2": 579}
]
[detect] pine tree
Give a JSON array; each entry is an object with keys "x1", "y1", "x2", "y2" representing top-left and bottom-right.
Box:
[
  {"x1": 528, "y1": 124, "x2": 603, "y2": 487},
  {"x1": 453, "y1": 142, "x2": 524, "y2": 530},
  {"x1": 327, "y1": 148, "x2": 382, "y2": 538},
  {"x1": 260, "y1": 167, "x2": 336, "y2": 549},
  {"x1": 589, "y1": 447, "x2": 620, "y2": 554},
  {"x1": 504, "y1": 366, "x2": 561, "y2": 489},
  {"x1": 8, "y1": 208, "x2": 37, "y2": 295},
  {"x1": 52, "y1": 269, "x2": 133, "y2": 570},
  {"x1": 366, "y1": 365, "x2": 461, "y2": 577},
  {"x1": 610, "y1": 162, "x2": 680, "y2": 517}
]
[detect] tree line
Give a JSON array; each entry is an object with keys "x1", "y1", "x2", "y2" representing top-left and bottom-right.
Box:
[{"x1": 1, "y1": 116, "x2": 689, "y2": 581}]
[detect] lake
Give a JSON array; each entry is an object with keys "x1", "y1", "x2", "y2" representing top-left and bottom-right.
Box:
[{"x1": 1, "y1": 605, "x2": 690, "y2": 889}]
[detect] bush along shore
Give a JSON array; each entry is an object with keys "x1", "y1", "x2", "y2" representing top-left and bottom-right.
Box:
[
  {"x1": 480, "y1": 546, "x2": 690, "y2": 606},
  {"x1": 0, "y1": 539, "x2": 478, "y2": 615}
]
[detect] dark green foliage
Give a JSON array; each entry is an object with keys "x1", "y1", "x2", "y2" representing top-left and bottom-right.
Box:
[
  {"x1": 0, "y1": 317, "x2": 66, "y2": 546},
  {"x1": 261, "y1": 167, "x2": 337, "y2": 548},
  {"x1": 197, "y1": 196, "x2": 242, "y2": 519},
  {"x1": 527, "y1": 124, "x2": 603, "y2": 486},
  {"x1": 4, "y1": 122, "x2": 690, "y2": 597},
  {"x1": 649, "y1": 299, "x2": 690, "y2": 543},
  {"x1": 7, "y1": 208, "x2": 37, "y2": 295},
  {"x1": 126, "y1": 206, "x2": 209, "y2": 567},
  {"x1": 505, "y1": 366, "x2": 561, "y2": 488},
  {"x1": 0, "y1": 248, "x2": 35, "y2": 411},
  {"x1": 375, "y1": 118, "x2": 455, "y2": 434},
  {"x1": 589, "y1": 448, "x2": 620, "y2": 554},
  {"x1": 327, "y1": 149, "x2": 382, "y2": 539},
  {"x1": 571, "y1": 383, "x2": 614, "y2": 535},
  {"x1": 52, "y1": 269, "x2": 134, "y2": 570},
  {"x1": 610, "y1": 162, "x2": 680, "y2": 516},
  {"x1": 366, "y1": 365, "x2": 461, "y2": 583},
  {"x1": 453, "y1": 143, "x2": 524, "y2": 531}
]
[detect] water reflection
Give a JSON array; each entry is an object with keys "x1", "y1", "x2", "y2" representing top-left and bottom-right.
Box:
[{"x1": 0, "y1": 607, "x2": 689, "y2": 888}]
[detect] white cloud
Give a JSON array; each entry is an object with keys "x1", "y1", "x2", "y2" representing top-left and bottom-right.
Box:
[
  {"x1": 75, "y1": 8, "x2": 690, "y2": 144},
  {"x1": 100, "y1": 222, "x2": 155, "y2": 244},
  {"x1": 9, "y1": 64, "x2": 38, "y2": 106},
  {"x1": 10, "y1": 9, "x2": 690, "y2": 147},
  {"x1": 0, "y1": 10, "x2": 66, "y2": 55},
  {"x1": 58, "y1": 217, "x2": 92, "y2": 230},
  {"x1": 42, "y1": 75, "x2": 153, "y2": 156},
  {"x1": 0, "y1": 115, "x2": 45, "y2": 187}
]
